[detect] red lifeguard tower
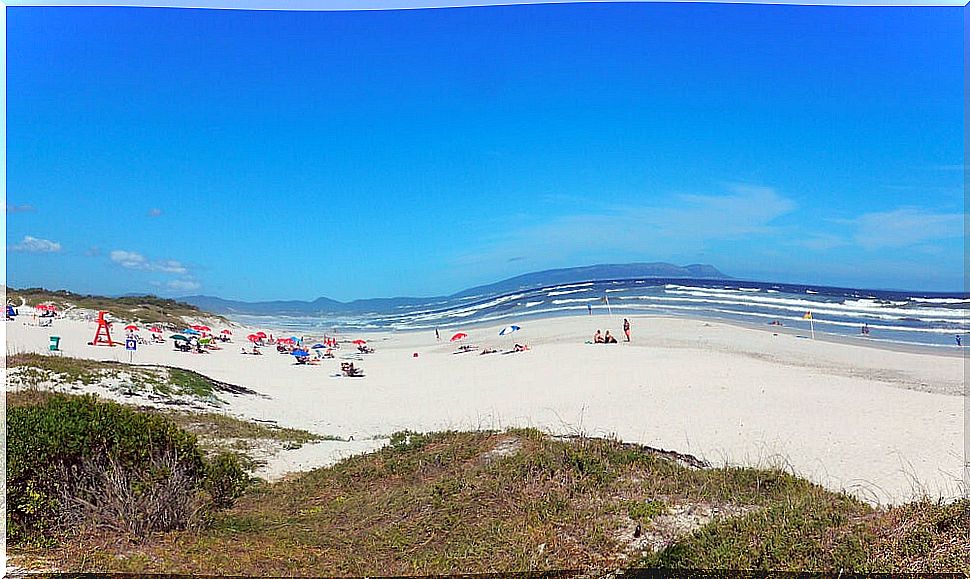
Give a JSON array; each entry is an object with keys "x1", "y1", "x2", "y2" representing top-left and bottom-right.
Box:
[{"x1": 89, "y1": 310, "x2": 115, "y2": 346}]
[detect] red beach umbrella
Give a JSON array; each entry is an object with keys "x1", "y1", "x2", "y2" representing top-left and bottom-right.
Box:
[
  {"x1": 198, "y1": 325, "x2": 212, "y2": 332},
  {"x1": 352, "y1": 339, "x2": 367, "y2": 345},
  {"x1": 256, "y1": 331, "x2": 267, "y2": 338},
  {"x1": 124, "y1": 324, "x2": 139, "y2": 332},
  {"x1": 247, "y1": 334, "x2": 260, "y2": 343},
  {"x1": 220, "y1": 329, "x2": 232, "y2": 335},
  {"x1": 149, "y1": 327, "x2": 162, "y2": 333},
  {"x1": 450, "y1": 332, "x2": 468, "y2": 342}
]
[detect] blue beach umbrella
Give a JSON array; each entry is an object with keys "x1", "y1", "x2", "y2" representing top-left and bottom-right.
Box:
[
  {"x1": 499, "y1": 325, "x2": 520, "y2": 336},
  {"x1": 183, "y1": 328, "x2": 200, "y2": 335},
  {"x1": 291, "y1": 349, "x2": 310, "y2": 357},
  {"x1": 311, "y1": 343, "x2": 326, "y2": 349}
]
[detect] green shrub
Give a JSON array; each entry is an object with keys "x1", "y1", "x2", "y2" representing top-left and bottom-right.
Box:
[
  {"x1": 205, "y1": 452, "x2": 254, "y2": 509},
  {"x1": 6, "y1": 394, "x2": 206, "y2": 543},
  {"x1": 388, "y1": 430, "x2": 432, "y2": 453}
]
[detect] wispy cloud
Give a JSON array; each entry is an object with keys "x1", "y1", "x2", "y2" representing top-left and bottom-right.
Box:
[
  {"x1": 850, "y1": 207, "x2": 963, "y2": 250},
  {"x1": 5, "y1": 204, "x2": 36, "y2": 214},
  {"x1": 10, "y1": 235, "x2": 61, "y2": 253},
  {"x1": 148, "y1": 208, "x2": 163, "y2": 217},
  {"x1": 452, "y1": 184, "x2": 796, "y2": 268},
  {"x1": 796, "y1": 234, "x2": 849, "y2": 251},
  {"x1": 166, "y1": 279, "x2": 201, "y2": 291},
  {"x1": 110, "y1": 249, "x2": 188, "y2": 274}
]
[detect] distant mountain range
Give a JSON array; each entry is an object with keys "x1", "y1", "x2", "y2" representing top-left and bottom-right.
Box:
[{"x1": 182, "y1": 262, "x2": 729, "y2": 316}]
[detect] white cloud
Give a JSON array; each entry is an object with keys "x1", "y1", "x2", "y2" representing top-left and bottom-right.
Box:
[
  {"x1": 110, "y1": 250, "x2": 188, "y2": 274},
  {"x1": 451, "y1": 184, "x2": 796, "y2": 268},
  {"x1": 166, "y1": 279, "x2": 201, "y2": 291},
  {"x1": 154, "y1": 260, "x2": 188, "y2": 274},
  {"x1": 796, "y1": 234, "x2": 849, "y2": 251},
  {"x1": 851, "y1": 207, "x2": 964, "y2": 250},
  {"x1": 11, "y1": 235, "x2": 61, "y2": 253},
  {"x1": 110, "y1": 250, "x2": 148, "y2": 268},
  {"x1": 5, "y1": 204, "x2": 36, "y2": 214},
  {"x1": 148, "y1": 208, "x2": 163, "y2": 217}
]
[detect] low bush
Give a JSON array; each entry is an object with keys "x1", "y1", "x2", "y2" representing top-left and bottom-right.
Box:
[
  {"x1": 6, "y1": 394, "x2": 247, "y2": 544},
  {"x1": 205, "y1": 451, "x2": 254, "y2": 509}
]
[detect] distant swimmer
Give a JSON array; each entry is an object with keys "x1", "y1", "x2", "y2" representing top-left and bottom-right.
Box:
[
  {"x1": 956, "y1": 335, "x2": 962, "y2": 347},
  {"x1": 861, "y1": 323, "x2": 870, "y2": 336}
]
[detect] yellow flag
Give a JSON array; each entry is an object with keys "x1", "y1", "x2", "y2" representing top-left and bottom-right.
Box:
[{"x1": 803, "y1": 311, "x2": 812, "y2": 319}]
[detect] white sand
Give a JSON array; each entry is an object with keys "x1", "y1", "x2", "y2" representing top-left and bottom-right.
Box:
[{"x1": 5, "y1": 310, "x2": 966, "y2": 504}]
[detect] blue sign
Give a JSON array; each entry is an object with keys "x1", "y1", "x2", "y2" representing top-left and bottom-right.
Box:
[{"x1": 125, "y1": 338, "x2": 137, "y2": 351}]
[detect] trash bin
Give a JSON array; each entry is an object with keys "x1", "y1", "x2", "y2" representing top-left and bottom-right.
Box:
[{"x1": 49, "y1": 336, "x2": 61, "y2": 352}]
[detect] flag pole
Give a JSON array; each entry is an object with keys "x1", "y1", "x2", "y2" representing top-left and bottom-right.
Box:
[
  {"x1": 810, "y1": 316, "x2": 815, "y2": 340},
  {"x1": 605, "y1": 294, "x2": 613, "y2": 318}
]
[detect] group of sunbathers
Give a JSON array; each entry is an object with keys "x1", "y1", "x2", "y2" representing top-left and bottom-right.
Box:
[{"x1": 593, "y1": 330, "x2": 618, "y2": 344}]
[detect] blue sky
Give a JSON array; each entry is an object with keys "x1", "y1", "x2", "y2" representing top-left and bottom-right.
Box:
[{"x1": 5, "y1": 4, "x2": 964, "y2": 301}]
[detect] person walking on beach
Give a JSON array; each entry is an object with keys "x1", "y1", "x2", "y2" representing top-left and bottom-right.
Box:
[
  {"x1": 435, "y1": 328, "x2": 440, "y2": 341},
  {"x1": 587, "y1": 304, "x2": 592, "y2": 315},
  {"x1": 623, "y1": 318, "x2": 631, "y2": 342},
  {"x1": 956, "y1": 335, "x2": 962, "y2": 347}
]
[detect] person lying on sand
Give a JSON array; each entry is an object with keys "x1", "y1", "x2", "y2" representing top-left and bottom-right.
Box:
[
  {"x1": 480, "y1": 347, "x2": 498, "y2": 355},
  {"x1": 340, "y1": 362, "x2": 364, "y2": 377},
  {"x1": 512, "y1": 343, "x2": 530, "y2": 352}
]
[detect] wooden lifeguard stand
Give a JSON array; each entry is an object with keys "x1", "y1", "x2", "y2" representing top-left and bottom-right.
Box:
[{"x1": 89, "y1": 310, "x2": 115, "y2": 346}]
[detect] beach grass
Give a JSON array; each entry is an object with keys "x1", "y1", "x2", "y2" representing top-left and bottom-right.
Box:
[
  {"x1": 5, "y1": 286, "x2": 223, "y2": 328},
  {"x1": 12, "y1": 425, "x2": 967, "y2": 575},
  {"x1": 5, "y1": 353, "x2": 255, "y2": 405}
]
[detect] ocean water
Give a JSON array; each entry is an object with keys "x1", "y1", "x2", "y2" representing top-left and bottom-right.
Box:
[{"x1": 231, "y1": 279, "x2": 969, "y2": 348}]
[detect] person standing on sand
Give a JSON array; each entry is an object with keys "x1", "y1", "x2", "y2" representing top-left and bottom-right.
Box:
[
  {"x1": 588, "y1": 304, "x2": 592, "y2": 315},
  {"x1": 436, "y1": 328, "x2": 440, "y2": 341},
  {"x1": 623, "y1": 318, "x2": 631, "y2": 342}
]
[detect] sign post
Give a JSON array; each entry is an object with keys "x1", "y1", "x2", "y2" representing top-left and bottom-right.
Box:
[{"x1": 125, "y1": 338, "x2": 137, "y2": 363}]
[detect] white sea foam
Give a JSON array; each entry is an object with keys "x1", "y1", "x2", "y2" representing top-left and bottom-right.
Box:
[
  {"x1": 540, "y1": 282, "x2": 595, "y2": 292},
  {"x1": 551, "y1": 297, "x2": 598, "y2": 305},
  {"x1": 911, "y1": 297, "x2": 970, "y2": 305},
  {"x1": 546, "y1": 288, "x2": 589, "y2": 297},
  {"x1": 661, "y1": 289, "x2": 967, "y2": 321}
]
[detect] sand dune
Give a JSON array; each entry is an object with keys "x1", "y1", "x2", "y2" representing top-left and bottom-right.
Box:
[{"x1": 4, "y1": 310, "x2": 965, "y2": 504}]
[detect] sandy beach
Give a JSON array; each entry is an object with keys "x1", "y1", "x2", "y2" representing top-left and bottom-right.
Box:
[{"x1": 5, "y1": 310, "x2": 965, "y2": 505}]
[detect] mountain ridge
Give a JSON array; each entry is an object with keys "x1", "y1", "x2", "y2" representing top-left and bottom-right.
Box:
[{"x1": 182, "y1": 262, "x2": 730, "y2": 316}]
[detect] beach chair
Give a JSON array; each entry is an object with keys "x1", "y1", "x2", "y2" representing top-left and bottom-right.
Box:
[{"x1": 49, "y1": 336, "x2": 61, "y2": 353}]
